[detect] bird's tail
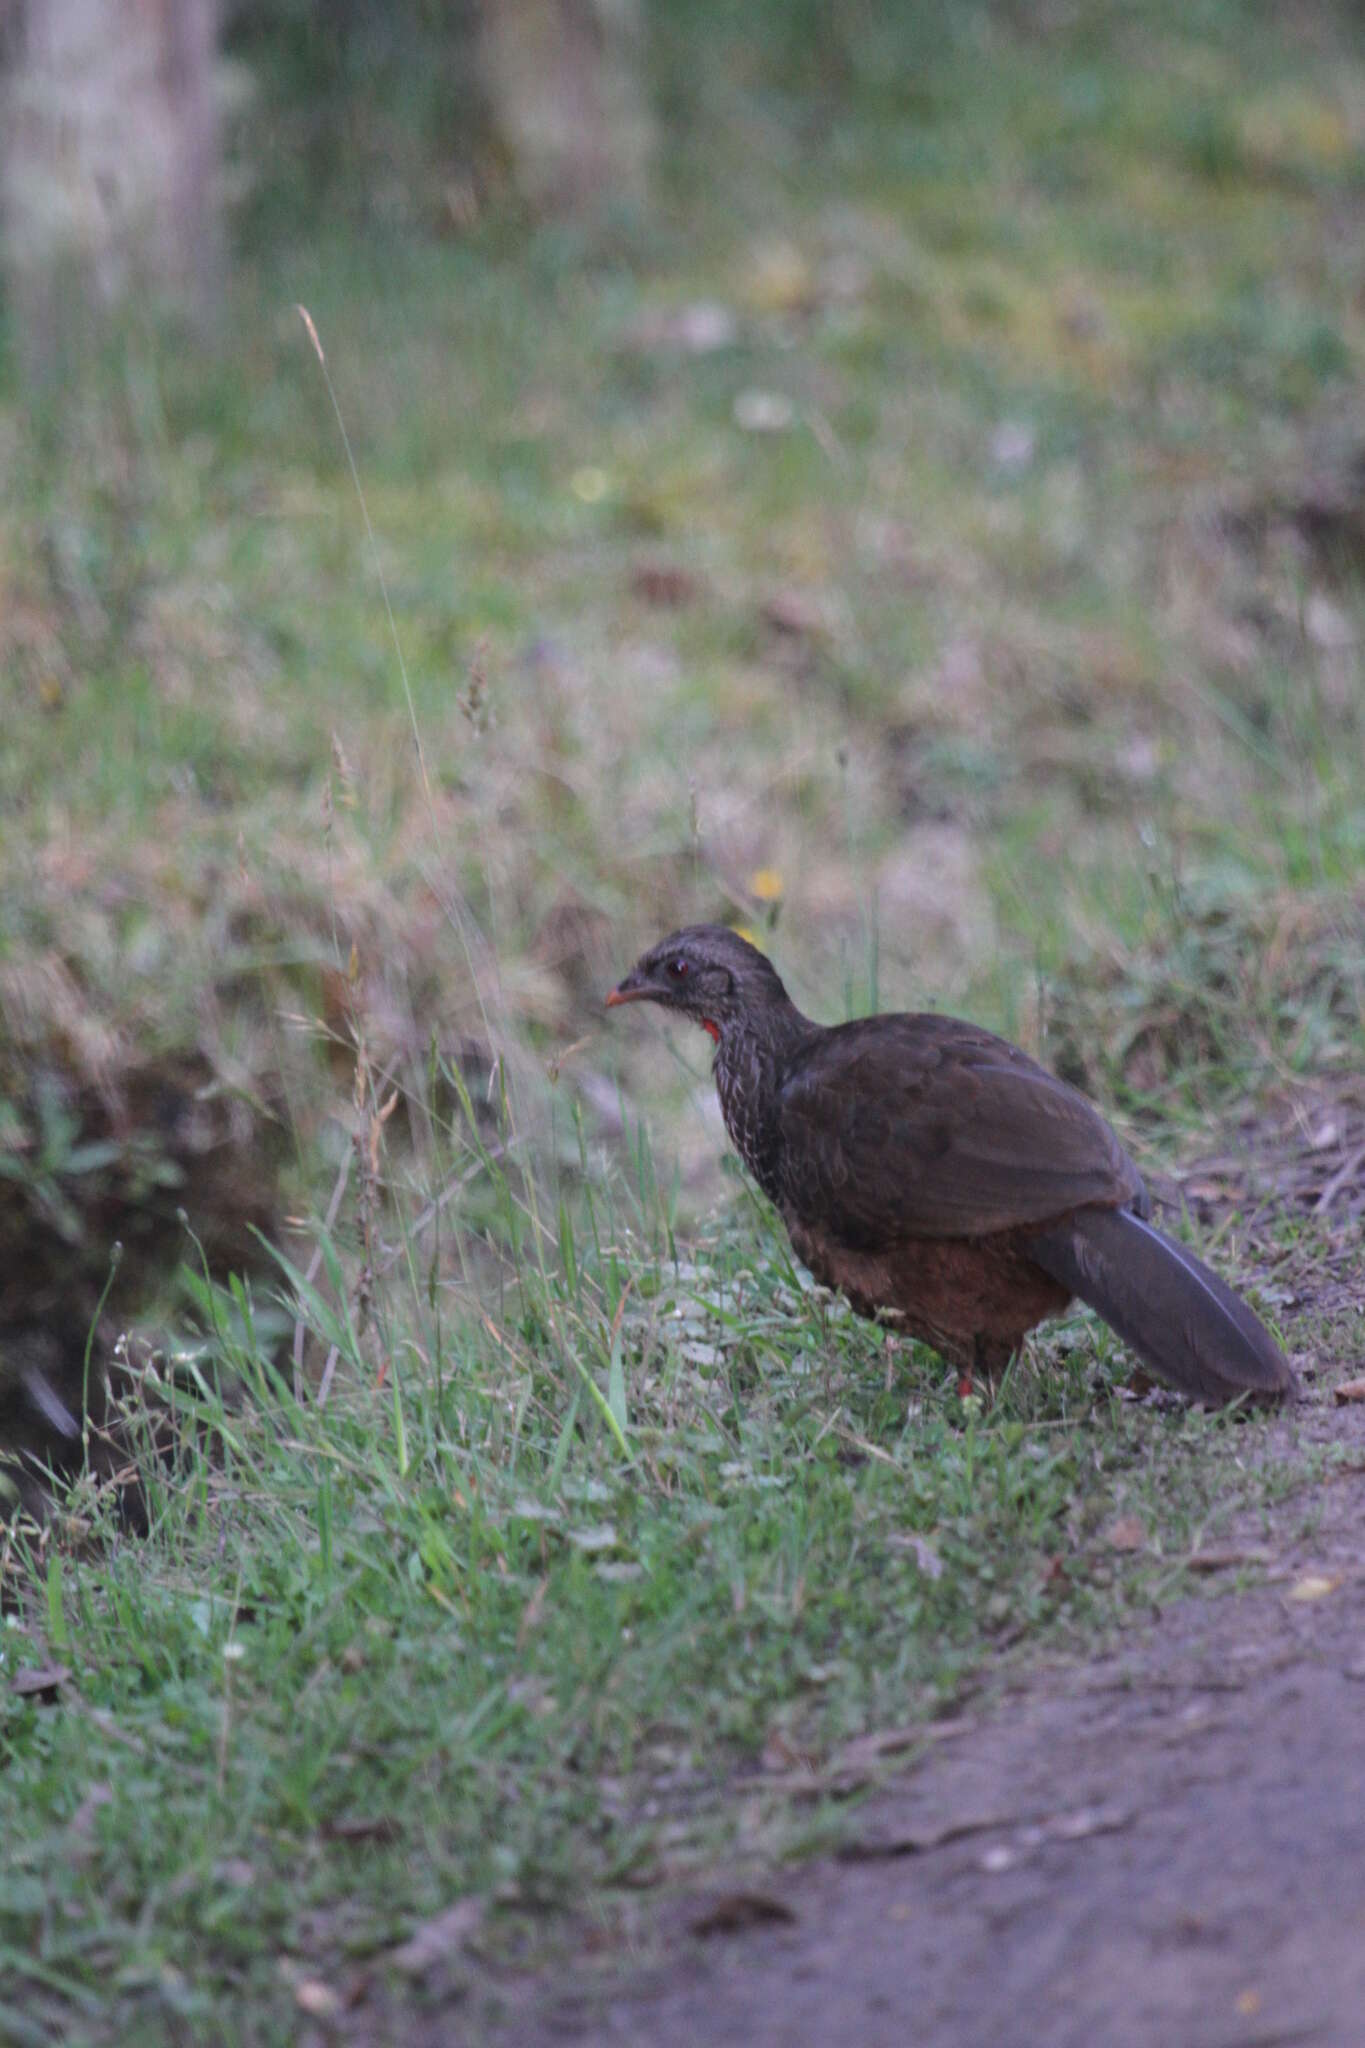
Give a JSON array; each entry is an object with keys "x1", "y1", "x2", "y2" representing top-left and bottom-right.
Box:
[{"x1": 1024, "y1": 1204, "x2": 1296, "y2": 1404}]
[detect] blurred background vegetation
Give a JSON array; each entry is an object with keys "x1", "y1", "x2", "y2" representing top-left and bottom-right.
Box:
[
  {"x1": 3, "y1": 0, "x2": 1365, "y2": 1472},
  {"x1": 5, "y1": 10, "x2": 1365, "y2": 2033}
]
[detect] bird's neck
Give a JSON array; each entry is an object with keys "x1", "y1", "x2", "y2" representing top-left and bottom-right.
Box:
[{"x1": 712, "y1": 999, "x2": 810, "y2": 1202}]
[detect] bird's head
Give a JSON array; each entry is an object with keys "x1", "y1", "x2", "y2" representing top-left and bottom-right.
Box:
[{"x1": 606, "y1": 925, "x2": 789, "y2": 1044}]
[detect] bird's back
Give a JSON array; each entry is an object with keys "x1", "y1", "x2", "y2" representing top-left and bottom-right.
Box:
[{"x1": 772, "y1": 1010, "x2": 1145, "y2": 1251}]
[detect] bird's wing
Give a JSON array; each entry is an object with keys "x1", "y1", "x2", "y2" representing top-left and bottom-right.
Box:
[{"x1": 775, "y1": 1014, "x2": 1143, "y2": 1246}]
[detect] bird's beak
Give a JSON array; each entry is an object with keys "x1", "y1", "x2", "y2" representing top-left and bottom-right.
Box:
[{"x1": 605, "y1": 966, "x2": 655, "y2": 1009}]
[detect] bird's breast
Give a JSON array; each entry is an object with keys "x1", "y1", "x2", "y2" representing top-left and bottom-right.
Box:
[{"x1": 713, "y1": 1033, "x2": 784, "y2": 1202}]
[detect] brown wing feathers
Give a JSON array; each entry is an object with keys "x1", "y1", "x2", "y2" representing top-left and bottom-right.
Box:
[{"x1": 775, "y1": 1018, "x2": 1144, "y2": 1243}]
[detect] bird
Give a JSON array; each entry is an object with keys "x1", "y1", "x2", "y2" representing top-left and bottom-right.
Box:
[{"x1": 606, "y1": 924, "x2": 1294, "y2": 1405}]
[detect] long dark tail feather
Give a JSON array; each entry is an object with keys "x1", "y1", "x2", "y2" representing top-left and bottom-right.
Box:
[{"x1": 1024, "y1": 1205, "x2": 1296, "y2": 1404}]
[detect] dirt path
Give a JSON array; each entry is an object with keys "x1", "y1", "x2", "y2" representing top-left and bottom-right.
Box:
[{"x1": 436, "y1": 1399, "x2": 1365, "y2": 2048}]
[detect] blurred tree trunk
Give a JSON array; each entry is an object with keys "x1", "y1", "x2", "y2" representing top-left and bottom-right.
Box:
[
  {"x1": 480, "y1": 0, "x2": 652, "y2": 214},
  {"x1": 2, "y1": 0, "x2": 223, "y2": 379}
]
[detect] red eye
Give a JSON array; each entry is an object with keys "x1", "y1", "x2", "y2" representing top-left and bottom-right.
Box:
[{"x1": 666, "y1": 957, "x2": 689, "y2": 980}]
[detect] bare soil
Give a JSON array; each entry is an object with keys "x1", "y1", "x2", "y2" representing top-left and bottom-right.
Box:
[{"x1": 406, "y1": 1394, "x2": 1365, "y2": 2048}]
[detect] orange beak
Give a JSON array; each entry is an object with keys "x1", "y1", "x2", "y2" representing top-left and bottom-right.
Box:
[{"x1": 605, "y1": 975, "x2": 651, "y2": 1009}]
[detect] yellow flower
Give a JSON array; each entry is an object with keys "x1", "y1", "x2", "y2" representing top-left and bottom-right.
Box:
[{"x1": 749, "y1": 867, "x2": 784, "y2": 903}]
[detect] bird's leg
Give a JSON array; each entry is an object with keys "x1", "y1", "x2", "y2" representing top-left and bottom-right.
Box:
[
  {"x1": 954, "y1": 1335, "x2": 983, "y2": 1403},
  {"x1": 958, "y1": 1335, "x2": 1015, "y2": 1404}
]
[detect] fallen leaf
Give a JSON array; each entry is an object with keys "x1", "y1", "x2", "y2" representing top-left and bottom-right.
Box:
[
  {"x1": 1105, "y1": 1516, "x2": 1146, "y2": 1552},
  {"x1": 294, "y1": 1979, "x2": 343, "y2": 2019},
  {"x1": 838, "y1": 1812, "x2": 1019, "y2": 1861},
  {"x1": 762, "y1": 1728, "x2": 820, "y2": 1775},
  {"x1": 1333, "y1": 1376, "x2": 1365, "y2": 1404},
  {"x1": 1048, "y1": 1803, "x2": 1131, "y2": 1842},
  {"x1": 689, "y1": 1891, "x2": 797, "y2": 1937},
  {"x1": 391, "y1": 1898, "x2": 484, "y2": 1975},
  {"x1": 1185, "y1": 1546, "x2": 1272, "y2": 1573},
  {"x1": 859, "y1": 1802, "x2": 1131, "y2": 1868},
  {"x1": 1254, "y1": 1281, "x2": 1296, "y2": 1307},
  {"x1": 1286, "y1": 1573, "x2": 1340, "y2": 1602},
  {"x1": 764, "y1": 1715, "x2": 973, "y2": 1801},
  {"x1": 1180, "y1": 1179, "x2": 1228, "y2": 1202},
  {"x1": 11, "y1": 1664, "x2": 69, "y2": 1700},
  {"x1": 320, "y1": 1815, "x2": 402, "y2": 1845}
]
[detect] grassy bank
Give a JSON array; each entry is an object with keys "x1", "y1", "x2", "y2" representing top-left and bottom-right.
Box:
[
  {"x1": 2, "y1": 1145, "x2": 1345, "y2": 2045},
  {"x1": 3, "y1": 1, "x2": 1365, "y2": 2037}
]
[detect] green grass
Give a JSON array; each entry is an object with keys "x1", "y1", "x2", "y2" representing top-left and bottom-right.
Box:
[
  {"x1": 4, "y1": 0, "x2": 1365, "y2": 2037},
  {"x1": 0, "y1": 1121, "x2": 1330, "y2": 2045}
]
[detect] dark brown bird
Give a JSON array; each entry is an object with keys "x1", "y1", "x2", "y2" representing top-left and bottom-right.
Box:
[{"x1": 607, "y1": 925, "x2": 1294, "y2": 1404}]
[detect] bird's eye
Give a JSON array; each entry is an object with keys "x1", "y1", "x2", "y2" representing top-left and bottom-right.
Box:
[{"x1": 666, "y1": 957, "x2": 689, "y2": 981}]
